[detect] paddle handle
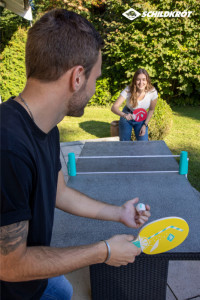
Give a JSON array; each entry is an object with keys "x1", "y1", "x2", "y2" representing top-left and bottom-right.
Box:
[{"x1": 132, "y1": 238, "x2": 141, "y2": 248}]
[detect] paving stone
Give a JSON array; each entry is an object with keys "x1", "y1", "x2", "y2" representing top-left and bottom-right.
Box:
[
  {"x1": 166, "y1": 285, "x2": 177, "y2": 300},
  {"x1": 65, "y1": 267, "x2": 91, "y2": 300},
  {"x1": 64, "y1": 175, "x2": 69, "y2": 184},
  {"x1": 61, "y1": 145, "x2": 83, "y2": 157},
  {"x1": 168, "y1": 261, "x2": 200, "y2": 300},
  {"x1": 61, "y1": 141, "x2": 85, "y2": 147}
]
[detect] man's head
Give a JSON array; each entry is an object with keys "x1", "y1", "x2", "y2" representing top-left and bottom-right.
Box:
[
  {"x1": 26, "y1": 9, "x2": 104, "y2": 82},
  {"x1": 67, "y1": 50, "x2": 102, "y2": 117}
]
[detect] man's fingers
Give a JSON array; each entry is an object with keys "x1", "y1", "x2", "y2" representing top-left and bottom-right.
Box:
[
  {"x1": 126, "y1": 235, "x2": 135, "y2": 242},
  {"x1": 129, "y1": 197, "x2": 139, "y2": 205}
]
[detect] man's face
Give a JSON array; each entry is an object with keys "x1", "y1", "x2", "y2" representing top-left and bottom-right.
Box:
[{"x1": 67, "y1": 51, "x2": 102, "y2": 117}]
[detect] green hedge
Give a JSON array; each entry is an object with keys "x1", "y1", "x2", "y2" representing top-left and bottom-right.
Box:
[
  {"x1": 1, "y1": 0, "x2": 199, "y2": 105},
  {"x1": 0, "y1": 28, "x2": 27, "y2": 101}
]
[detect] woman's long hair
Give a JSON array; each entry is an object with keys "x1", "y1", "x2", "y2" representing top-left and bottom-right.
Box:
[{"x1": 129, "y1": 69, "x2": 154, "y2": 108}]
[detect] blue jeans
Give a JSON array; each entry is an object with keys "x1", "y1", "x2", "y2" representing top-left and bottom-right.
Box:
[
  {"x1": 119, "y1": 106, "x2": 148, "y2": 141},
  {"x1": 40, "y1": 275, "x2": 73, "y2": 300}
]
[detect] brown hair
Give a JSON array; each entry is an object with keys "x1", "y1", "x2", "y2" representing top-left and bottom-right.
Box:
[
  {"x1": 129, "y1": 68, "x2": 154, "y2": 108},
  {"x1": 25, "y1": 9, "x2": 104, "y2": 81}
]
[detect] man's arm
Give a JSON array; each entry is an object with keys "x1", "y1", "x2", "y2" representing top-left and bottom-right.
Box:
[
  {"x1": 0, "y1": 221, "x2": 140, "y2": 282},
  {"x1": 56, "y1": 170, "x2": 122, "y2": 221},
  {"x1": 56, "y1": 171, "x2": 150, "y2": 228}
]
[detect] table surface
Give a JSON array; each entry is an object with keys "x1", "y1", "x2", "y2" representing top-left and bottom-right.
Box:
[{"x1": 52, "y1": 141, "x2": 200, "y2": 256}]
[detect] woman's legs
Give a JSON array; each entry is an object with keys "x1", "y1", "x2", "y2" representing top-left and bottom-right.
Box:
[
  {"x1": 133, "y1": 121, "x2": 148, "y2": 141},
  {"x1": 119, "y1": 107, "x2": 149, "y2": 141},
  {"x1": 119, "y1": 117, "x2": 133, "y2": 141},
  {"x1": 119, "y1": 107, "x2": 133, "y2": 141}
]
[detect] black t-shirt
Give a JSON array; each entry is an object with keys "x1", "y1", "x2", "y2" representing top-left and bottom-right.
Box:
[{"x1": 0, "y1": 98, "x2": 61, "y2": 299}]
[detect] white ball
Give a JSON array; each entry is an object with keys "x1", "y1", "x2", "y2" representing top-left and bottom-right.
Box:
[{"x1": 136, "y1": 203, "x2": 146, "y2": 212}]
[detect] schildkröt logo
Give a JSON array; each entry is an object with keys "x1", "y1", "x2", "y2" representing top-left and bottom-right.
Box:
[{"x1": 122, "y1": 8, "x2": 193, "y2": 20}]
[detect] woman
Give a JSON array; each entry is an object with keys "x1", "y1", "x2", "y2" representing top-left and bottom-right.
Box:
[{"x1": 111, "y1": 68, "x2": 158, "y2": 141}]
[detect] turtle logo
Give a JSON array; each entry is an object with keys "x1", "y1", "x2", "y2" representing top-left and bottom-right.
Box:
[{"x1": 122, "y1": 8, "x2": 141, "y2": 21}]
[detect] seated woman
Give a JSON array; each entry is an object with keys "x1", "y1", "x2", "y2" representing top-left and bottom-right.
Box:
[{"x1": 111, "y1": 68, "x2": 158, "y2": 141}]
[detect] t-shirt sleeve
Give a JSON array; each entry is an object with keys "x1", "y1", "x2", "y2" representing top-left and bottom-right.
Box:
[
  {"x1": 0, "y1": 151, "x2": 32, "y2": 226},
  {"x1": 120, "y1": 86, "x2": 130, "y2": 99},
  {"x1": 150, "y1": 89, "x2": 158, "y2": 101},
  {"x1": 55, "y1": 126, "x2": 62, "y2": 172}
]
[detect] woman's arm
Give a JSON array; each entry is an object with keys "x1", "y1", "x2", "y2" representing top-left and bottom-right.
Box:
[
  {"x1": 111, "y1": 95, "x2": 133, "y2": 120},
  {"x1": 139, "y1": 98, "x2": 157, "y2": 136},
  {"x1": 111, "y1": 95, "x2": 126, "y2": 117},
  {"x1": 144, "y1": 98, "x2": 158, "y2": 126}
]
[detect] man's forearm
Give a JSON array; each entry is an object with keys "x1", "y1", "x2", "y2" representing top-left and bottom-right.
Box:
[
  {"x1": 2, "y1": 242, "x2": 106, "y2": 282},
  {"x1": 56, "y1": 178, "x2": 121, "y2": 222}
]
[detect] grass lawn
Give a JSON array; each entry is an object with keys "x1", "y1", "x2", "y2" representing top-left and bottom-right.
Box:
[{"x1": 58, "y1": 106, "x2": 200, "y2": 192}]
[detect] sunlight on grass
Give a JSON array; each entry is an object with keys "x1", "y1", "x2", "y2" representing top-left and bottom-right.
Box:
[
  {"x1": 164, "y1": 107, "x2": 200, "y2": 192},
  {"x1": 58, "y1": 106, "x2": 200, "y2": 191},
  {"x1": 58, "y1": 107, "x2": 117, "y2": 142}
]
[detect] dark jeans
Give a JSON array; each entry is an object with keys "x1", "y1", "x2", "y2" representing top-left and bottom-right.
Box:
[
  {"x1": 119, "y1": 106, "x2": 148, "y2": 141},
  {"x1": 40, "y1": 275, "x2": 73, "y2": 300}
]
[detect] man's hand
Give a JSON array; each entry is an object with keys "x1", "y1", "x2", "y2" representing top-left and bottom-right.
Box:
[
  {"x1": 119, "y1": 198, "x2": 151, "y2": 228},
  {"x1": 105, "y1": 235, "x2": 141, "y2": 266}
]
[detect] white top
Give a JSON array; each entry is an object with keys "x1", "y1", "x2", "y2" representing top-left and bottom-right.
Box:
[{"x1": 120, "y1": 86, "x2": 158, "y2": 111}]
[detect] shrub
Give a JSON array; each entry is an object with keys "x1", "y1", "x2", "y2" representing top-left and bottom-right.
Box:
[
  {"x1": 89, "y1": 77, "x2": 112, "y2": 106},
  {"x1": 0, "y1": 27, "x2": 27, "y2": 101},
  {"x1": 131, "y1": 97, "x2": 173, "y2": 140}
]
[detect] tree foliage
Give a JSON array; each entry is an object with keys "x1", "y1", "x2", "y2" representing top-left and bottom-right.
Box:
[
  {"x1": 89, "y1": 0, "x2": 200, "y2": 106},
  {"x1": 0, "y1": 8, "x2": 29, "y2": 52},
  {"x1": 1, "y1": 0, "x2": 199, "y2": 105}
]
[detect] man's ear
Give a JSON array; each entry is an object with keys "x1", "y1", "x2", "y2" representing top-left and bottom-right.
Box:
[{"x1": 71, "y1": 66, "x2": 85, "y2": 92}]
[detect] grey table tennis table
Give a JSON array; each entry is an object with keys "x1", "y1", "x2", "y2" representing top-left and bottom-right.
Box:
[{"x1": 53, "y1": 141, "x2": 200, "y2": 300}]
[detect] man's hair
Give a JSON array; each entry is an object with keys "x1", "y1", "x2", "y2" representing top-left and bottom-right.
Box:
[{"x1": 25, "y1": 9, "x2": 104, "y2": 81}]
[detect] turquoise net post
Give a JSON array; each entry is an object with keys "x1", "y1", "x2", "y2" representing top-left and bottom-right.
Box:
[
  {"x1": 67, "y1": 152, "x2": 76, "y2": 176},
  {"x1": 179, "y1": 151, "x2": 188, "y2": 176}
]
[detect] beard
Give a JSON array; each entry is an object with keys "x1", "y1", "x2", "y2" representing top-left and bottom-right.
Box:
[{"x1": 67, "y1": 80, "x2": 90, "y2": 117}]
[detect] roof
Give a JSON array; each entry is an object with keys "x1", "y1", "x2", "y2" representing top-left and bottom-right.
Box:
[{"x1": 0, "y1": 0, "x2": 32, "y2": 20}]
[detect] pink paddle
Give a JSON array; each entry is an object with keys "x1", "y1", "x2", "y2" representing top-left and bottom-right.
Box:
[{"x1": 132, "y1": 108, "x2": 147, "y2": 122}]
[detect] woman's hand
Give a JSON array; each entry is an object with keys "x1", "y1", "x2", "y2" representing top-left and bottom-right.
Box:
[
  {"x1": 124, "y1": 113, "x2": 133, "y2": 121},
  {"x1": 139, "y1": 124, "x2": 146, "y2": 136}
]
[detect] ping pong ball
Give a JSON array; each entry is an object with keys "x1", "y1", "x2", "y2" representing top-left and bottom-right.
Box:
[{"x1": 136, "y1": 203, "x2": 146, "y2": 212}]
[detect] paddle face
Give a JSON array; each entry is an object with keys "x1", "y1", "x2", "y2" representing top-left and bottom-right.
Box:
[
  {"x1": 133, "y1": 217, "x2": 189, "y2": 255},
  {"x1": 132, "y1": 108, "x2": 147, "y2": 122}
]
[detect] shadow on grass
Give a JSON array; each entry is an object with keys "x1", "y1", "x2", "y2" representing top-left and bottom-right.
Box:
[
  {"x1": 172, "y1": 106, "x2": 200, "y2": 121},
  {"x1": 58, "y1": 127, "x2": 78, "y2": 142},
  {"x1": 79, "y1": 121, "x2": 110, "y2": 138}
]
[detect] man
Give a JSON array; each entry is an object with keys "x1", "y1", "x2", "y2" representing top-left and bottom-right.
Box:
[{"x1": 0, "y1": 9, "x2": 151, "y2": 300}]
